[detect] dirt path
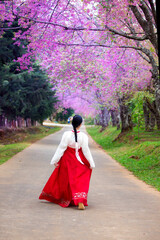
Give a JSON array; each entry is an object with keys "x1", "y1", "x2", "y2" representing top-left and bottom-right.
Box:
[{"x1": 0, "y1": 126, "x2": 160, "y2": 240}]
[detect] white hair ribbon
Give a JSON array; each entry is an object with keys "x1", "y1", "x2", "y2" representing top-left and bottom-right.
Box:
[{"x1": 75, "y1": 142, "x2": 84, "y2": 165}]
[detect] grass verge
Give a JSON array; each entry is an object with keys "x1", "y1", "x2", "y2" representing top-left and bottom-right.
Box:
[
  {"x1": 0, "y1": 126, "x2": 61, "y2": 165},
  {"x1": 87, "y1": 126, "x2": 160, "y2": 191}
]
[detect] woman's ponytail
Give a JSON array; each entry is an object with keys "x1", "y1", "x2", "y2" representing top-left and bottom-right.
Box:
[
  {"x1": 73, "y1": 125, "x2": 77, "y2": 142},
  {"x1": 71, "y1": 115, "x2": 84, "y2": 165},
  {"x1": 72, "y1": 115, "x2": 83, "y2": 143}
]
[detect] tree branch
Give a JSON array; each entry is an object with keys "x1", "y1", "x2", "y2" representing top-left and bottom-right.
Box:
[
  {"x1": 0, "y1": 27, "x2": 21, "y2": 30},
  {"x1": 105, "y1": 24, "x2": 148, "y2": 41},
  {"x1": 12, "y1": 9, "x2": 106, "y2": 31},
  {"x1": 147, "y1": 0, "x2": 157, "y2": 26},
  {"x1": 54, "y1": 41, "x2": 146, "y2": 51},
  {"x1": 129, "y1": 4, "x2": 148, "y2": 32},
  {"x1": 40, "y1": 0, "x2": 61, "y2": 38},
  {"x1": 55, "y1": 41, "x2": 158, "y2": 74},
  {"x1": 139, "y1": 1, "x2": 155, "y2": 33},
  {"x1": 129, "y1": 3, "x2": 158, "y2": 53},
  {"x1": 137, "y1": 50, "x2": 150, "y2": 63}
]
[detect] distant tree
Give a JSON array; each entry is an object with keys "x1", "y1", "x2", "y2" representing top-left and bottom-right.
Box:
[
  {"x1": 0, "y1": 21, "x2": 57, "y2": 127},
  {"x1": 21, "y1": 65, "x2": 57, "y2": 125},
  {"x1": 0, "y1": 19, "x2": 26, "y2": 67},
  {"x1": 0, "y1": 63, "x2": 57, "y2": 125},
  {"x1": 56, "y1": 108, "x2": 74, "y2": 122}
]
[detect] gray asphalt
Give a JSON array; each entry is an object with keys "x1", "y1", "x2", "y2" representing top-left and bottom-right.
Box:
[{"x1": 0, "y1": 125, "x2": 160, "y2": 240}]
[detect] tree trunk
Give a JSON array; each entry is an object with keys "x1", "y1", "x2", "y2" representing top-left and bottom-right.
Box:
[
  {"x1": 143, "y1": 102, "x2": 150, "y2": 131},
  {"x1": 0, "y1": 115, "x2": 5, "y2": 128},
  {"x1": 110, "y1": 110, "x2": 117, "y2": 127},
  {"x1": 145, "y1": 97, "x2": 160, "y2": 130},
  {"x1": 119, "y1": 98, "x2": 133, "y2": 132},
  {"x1": 31, "y1": 119, "x2": 35, "y2": 126},
  {"x1": 155, "y1": 88, "x2": 160, "y2": 129},
  {"x1": 151, "y1": 63, "x2": 160, "y2": 129},
  {"x1": 25, "y1": 118, "x2": 32, "y2": 127},
  {"x1": 94, "y1": 118, "x2": 97, "y2": 125},
  {"x1": 149, "y1": 112, "x2": 156, "y2": 130},
  {"x1": 155, "y1": 112, "x2": 160, "y2": 129},
  {"x1": 116, "y1": 116, "x2": 121, "y2": 130},
  {"x1": 17, "y1": 117, "x2": 22, "y2": 128},
  {"x1": 25, "y1": 119, "x2": 29, "y2": 127},
  {"x1": 7, "y1": 119, "x2": 11, "y2": 128},
  {"x1": 99, "y1": 107, "x2": 110, "y2": 131},
  {"x1": 110, "y1": 109, "x2": 120, "y2": 129},
  {"x1": 12, "y1": 120, "x2": 17, "y2": 128}
]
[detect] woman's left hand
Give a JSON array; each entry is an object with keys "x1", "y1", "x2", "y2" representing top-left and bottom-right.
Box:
[{"x1": 54, "y1": 163, "x2": 59, "y2": 168}]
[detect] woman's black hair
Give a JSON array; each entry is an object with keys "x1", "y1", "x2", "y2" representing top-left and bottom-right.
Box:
[{"x1": 72, "y1": 115, "x2": 83, "y2": 142}]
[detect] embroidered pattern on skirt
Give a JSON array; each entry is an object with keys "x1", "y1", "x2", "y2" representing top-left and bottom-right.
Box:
[
  {"x1": 41, "y1": 191, "x2": 70, "y2": 207},
  {"x1": 73, "y1": 192, "x2": 88, "y2": 200},
  {"x1": 60, "y1": 199, "x2": 70, "y2": 206}
]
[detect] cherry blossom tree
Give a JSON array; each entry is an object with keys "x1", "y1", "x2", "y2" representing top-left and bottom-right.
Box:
[{"x1": 0, "y1": 0, "x2": 158, "y2": 130}]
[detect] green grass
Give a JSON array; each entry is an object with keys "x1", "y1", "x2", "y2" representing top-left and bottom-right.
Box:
[
  {"x1": 0, "y1": 126, "x2": 61, "y2": 165},
  {"x1": 87, "y1": 126, "x2": 160, "y2": 191}
]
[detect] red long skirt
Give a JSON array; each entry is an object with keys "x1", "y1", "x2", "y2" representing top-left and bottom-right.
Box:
[{"x1": 39, "y1": 147, "x2": 92, "y2": 207}]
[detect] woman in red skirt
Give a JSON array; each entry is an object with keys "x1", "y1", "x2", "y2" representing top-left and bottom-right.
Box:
[{"x1": 39, "y1": 115, "x2": 95, "y2": 210}]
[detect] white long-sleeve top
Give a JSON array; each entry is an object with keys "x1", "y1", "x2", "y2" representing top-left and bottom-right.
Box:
[{"x1": 50, "y1": 130, "x2": 95, "y2": 168}]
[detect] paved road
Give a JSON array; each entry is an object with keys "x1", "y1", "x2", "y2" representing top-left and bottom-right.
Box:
[{"x1": 0, "y1": 126, "x2": 160, "y2": 240}]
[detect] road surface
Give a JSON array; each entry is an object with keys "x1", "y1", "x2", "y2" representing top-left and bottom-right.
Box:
[{"x1": 0, "y1": 125, "x2": 160, "y2": 240}]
